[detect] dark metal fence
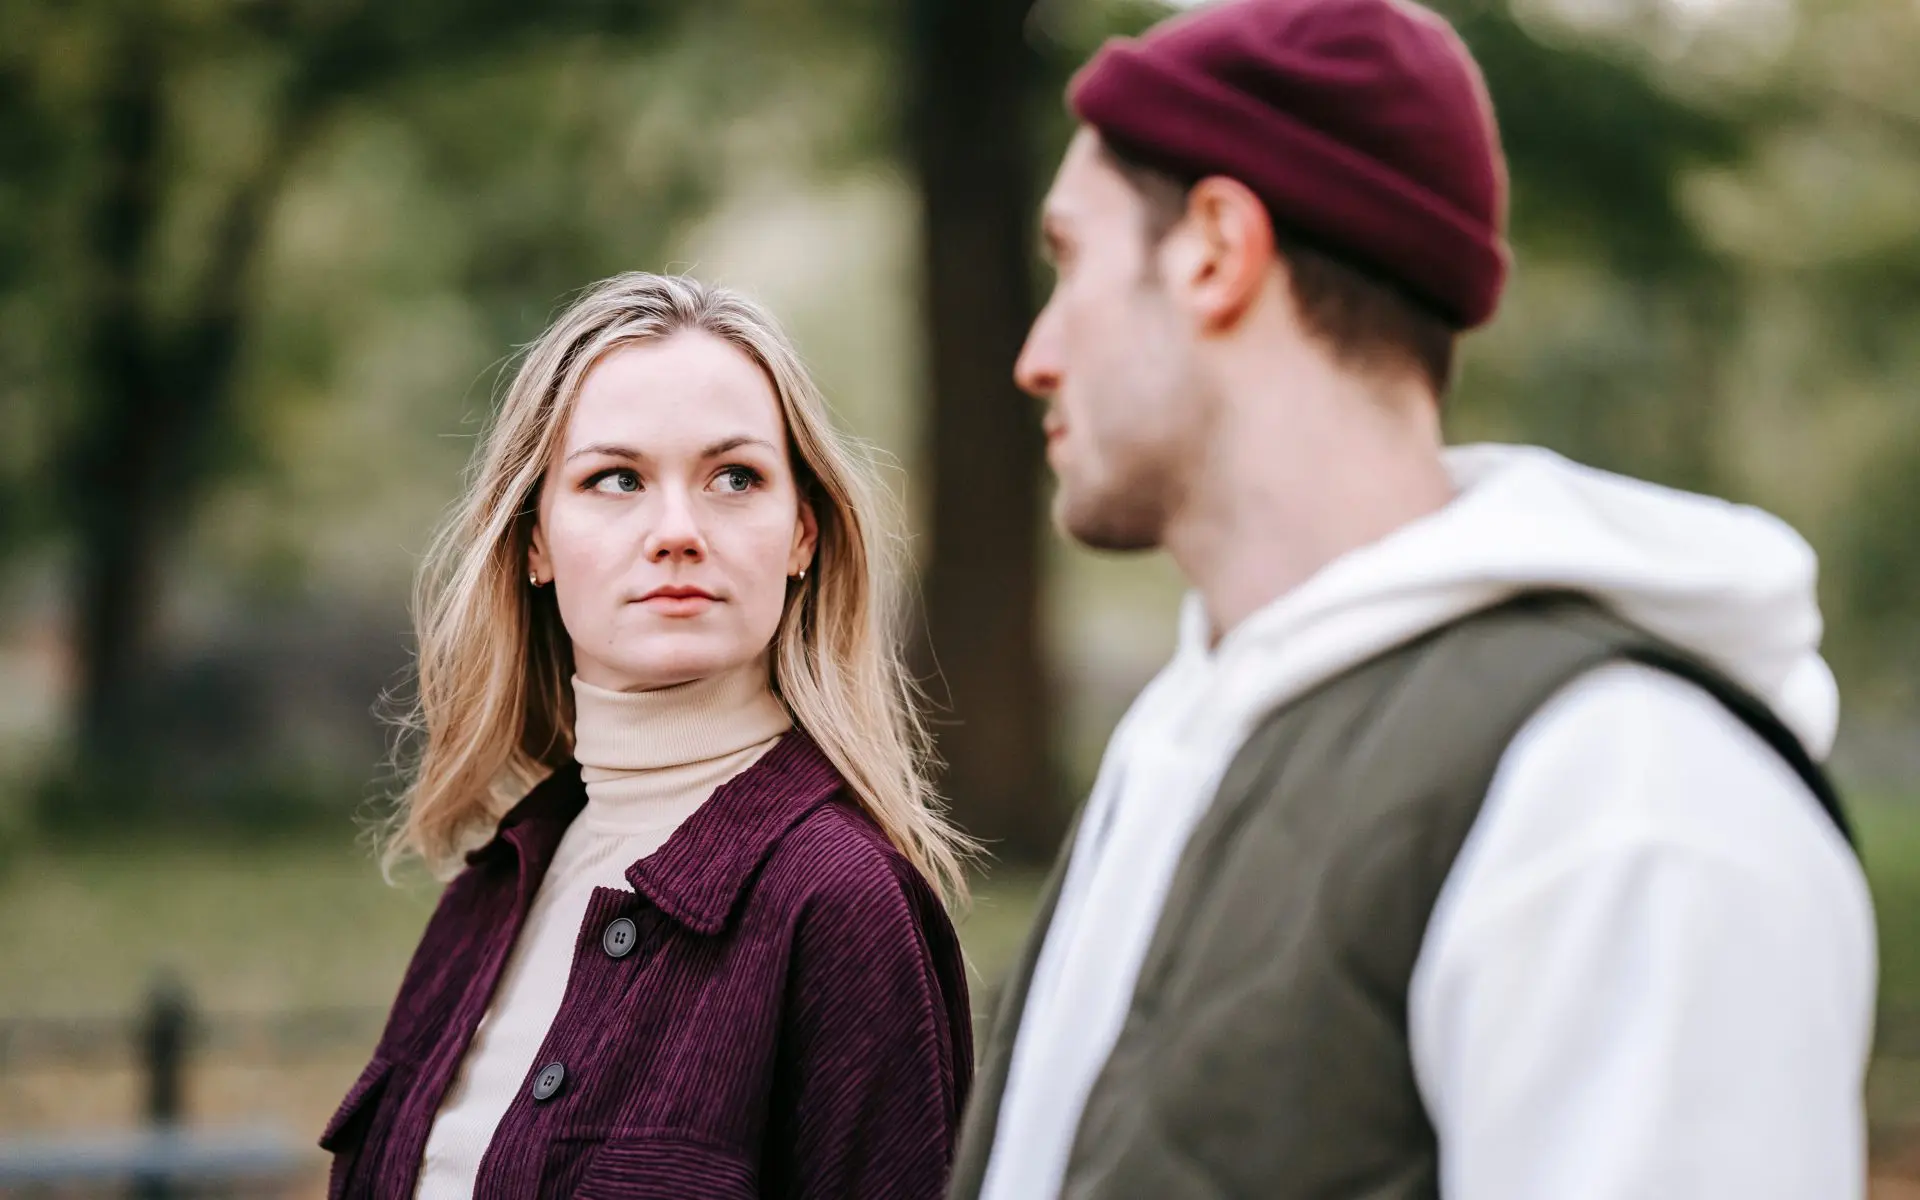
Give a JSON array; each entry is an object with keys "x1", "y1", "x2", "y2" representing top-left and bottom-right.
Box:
[
  {"x1": 0, "y1": 977, "x2": 385, "y2": 1199},
  {"x1": 0, "y1": 989, "x2": 386, "y2": 1077},
  {"x1": 6, "y1": 979, "x2": 1920, "y2": 1192}
]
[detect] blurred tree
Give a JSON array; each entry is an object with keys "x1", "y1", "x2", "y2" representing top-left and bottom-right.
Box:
[
  {"x1": 0, "y1": 28, "x2": 59, "y2": 561},
  {"x1": 0, "y1": 0, "x2": 1912, "y2": 837},
  {"x1": 1437, "y1": 0, "x2": 1754, "y2": 494},
  {"x1": 894, "y1": 0, "x2": 1769, "y2": 859},
  {"x1": 1, "y1": 0, "x2": 678, "y2": 821},
  {"x1": 899, "y1": 0, "x2": 1764, "y2": 859},
  {"x1": 905, "y1": 0, "x2": 1061, "y2": 861}
]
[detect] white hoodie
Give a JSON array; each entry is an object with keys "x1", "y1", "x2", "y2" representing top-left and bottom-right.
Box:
[{"x1": 979, "y1": 444, "x2": 1877, "y2": 1200}]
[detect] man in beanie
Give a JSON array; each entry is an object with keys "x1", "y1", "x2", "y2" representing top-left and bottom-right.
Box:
[{"x1": 949, "y1": 0, "x2": 1875, "y2": 1197}]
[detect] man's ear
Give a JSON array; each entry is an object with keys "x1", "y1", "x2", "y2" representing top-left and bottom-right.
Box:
[{"x1": 1156, "y1": 175, "x2": 1277, "y2": 333}]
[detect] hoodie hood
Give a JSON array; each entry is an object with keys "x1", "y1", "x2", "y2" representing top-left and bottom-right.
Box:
[{"x1": 1184, "y1": 443, "x2": 1838, "y2": 757}]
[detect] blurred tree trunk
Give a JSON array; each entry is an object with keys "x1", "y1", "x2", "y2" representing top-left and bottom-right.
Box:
[
  {"x1": 906, "y1": 0, "x2": 1061, "y2": 862},
  {"x1": 46, "y1": 2, "x2": 673, "y2": 822},
  {"x1": 67, "y1": 18, "x2": 167, "y2": 799},
  {"x1": 61, "y1": 19, "x2": 319, "y2": 820}
]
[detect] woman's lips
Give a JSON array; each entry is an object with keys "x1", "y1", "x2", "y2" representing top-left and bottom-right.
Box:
[
  {"x1": 644, "y1": 595, "x2": 713, "y2": 617},
  {"x1": 637, "y1": 585, "x2": 718, "y2": 617}
]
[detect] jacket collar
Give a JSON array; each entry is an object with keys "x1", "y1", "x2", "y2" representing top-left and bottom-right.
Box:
[
  {"x1": 624, "y1": 730, "x2": 845, "y2": 934},
  {"x1": 464, "y1": 761, "x2": 587, "y2": 876},
  {"x1": 465, "y1": 731, "x2": 846, "y2": 936}
]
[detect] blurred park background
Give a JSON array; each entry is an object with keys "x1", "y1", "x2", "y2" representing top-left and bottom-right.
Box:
[{"x1": 1, "y1": 0, "x2": 1918, "y2": 1193}]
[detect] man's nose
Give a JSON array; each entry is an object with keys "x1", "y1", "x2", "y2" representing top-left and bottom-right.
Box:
[{"x1": 1014, "y1": 302, "x2": 1062, "y2": 400}]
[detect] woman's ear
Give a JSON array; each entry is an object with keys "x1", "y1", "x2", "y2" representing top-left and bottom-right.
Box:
[
  {"x1": 528, "y1": 521, "x2": 553, "y2": 586},
  {"x1": 790, "y1": 495, "x2": 820, "y2": 576}
]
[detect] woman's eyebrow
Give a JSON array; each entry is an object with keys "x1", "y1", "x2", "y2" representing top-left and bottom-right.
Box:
[
  {"x1": 564, "y1": 435, "x2": 777, "y2": 464},
  {"x1": 700, "y1": 435, "x2": 778, "y2": 459},
  {"x1": 565, "y1": 442, "x2": 643, "y2": 463}
]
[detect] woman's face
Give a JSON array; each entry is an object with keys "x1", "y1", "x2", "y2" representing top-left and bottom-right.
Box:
[{"x1": 529, "y1": 331, "x2": 817, "y2": 692}]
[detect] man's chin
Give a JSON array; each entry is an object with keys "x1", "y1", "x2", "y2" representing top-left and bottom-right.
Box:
[{"x1": 1053, "y1": 488, "x2": 1163, "y2": 554}]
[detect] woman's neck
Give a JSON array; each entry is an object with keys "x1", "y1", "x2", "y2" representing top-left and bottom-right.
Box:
[{"x1": 571, "y1": 658, "x2": 791, "y2": 775}]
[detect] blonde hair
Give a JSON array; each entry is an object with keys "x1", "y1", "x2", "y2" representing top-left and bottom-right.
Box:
[{"x1": 384, "y1": 272, "x2": 973, "y2": 904}]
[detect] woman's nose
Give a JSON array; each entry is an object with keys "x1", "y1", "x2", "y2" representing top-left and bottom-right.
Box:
[{"x1": 643, "y1": 491, "x2": 707, "y2": 562}]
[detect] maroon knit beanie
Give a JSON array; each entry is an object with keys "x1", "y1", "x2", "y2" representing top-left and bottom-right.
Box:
[{"x1": 1070, "y1": 0, "x2": 1509, "y2": 329}]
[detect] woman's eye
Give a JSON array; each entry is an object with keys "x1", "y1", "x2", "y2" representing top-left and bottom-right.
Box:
[
  {"x1": 589, "y1": 469, "x2": 641, "y2": 494},
  {"x1": 714, "y1": 466, "x2": 761, "y2": 494}
]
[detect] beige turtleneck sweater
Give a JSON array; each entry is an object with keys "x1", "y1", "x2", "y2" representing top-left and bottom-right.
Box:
[{"x1": 415, "y1": 661, "x2": 792, "y2": 1198}]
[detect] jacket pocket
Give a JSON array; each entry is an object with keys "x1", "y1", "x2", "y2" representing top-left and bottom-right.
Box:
[
  {"x1": 320, "y1": 1056, "x2": 393, "y2": 1200},
  {"x1": 564, "y1": 1134, "x2": 757, "y2": 1200}
]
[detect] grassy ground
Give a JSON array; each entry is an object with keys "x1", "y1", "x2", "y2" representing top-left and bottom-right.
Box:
[
  {"x1": 0, "y1": 794, "x2": 1916, "y2": 1189},
  {"x1": 0, "y1": 830, "x2": 1048, "y2": 1168},
  {"x1": 0, "y1": 835, "x2": 1049, "y2": 1023}
]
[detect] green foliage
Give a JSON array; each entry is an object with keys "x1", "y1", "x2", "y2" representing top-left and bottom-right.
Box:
[
  {"x1": 1445, "y1": 1, "x2": 1747, "y2": 276},
  {"x1": 0, "y1": 0, "x2": 734, "y2": 823},
  {"x1": 1838, "y1": 431, "x2": 1920, "y2": 704},
  {"x1": 0, "y1": 0, "x2": 1916, "y2": 831}
]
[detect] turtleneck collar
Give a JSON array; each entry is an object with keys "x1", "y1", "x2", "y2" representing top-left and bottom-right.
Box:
[
  {"x1": 572, "y1": 659, "x2": 792, "y2": 774},
  {"x1": 569, "y1": 659, "x2": 793, "y2": 835}
]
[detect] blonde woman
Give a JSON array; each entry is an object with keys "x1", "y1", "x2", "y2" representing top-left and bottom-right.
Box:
[{"x1": 320, "y1": 273, "x2": 975, "y2": 1199}]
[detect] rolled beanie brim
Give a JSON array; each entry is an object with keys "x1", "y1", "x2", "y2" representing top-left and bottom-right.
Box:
[{"x1": 1071, "y1": 38, "x2": 1508, "y2": 329}]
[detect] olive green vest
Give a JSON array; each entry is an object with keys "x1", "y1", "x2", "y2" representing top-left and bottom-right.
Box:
[{"x1": 950, "y1": 593, "x2": 1847, "y2": 1200}]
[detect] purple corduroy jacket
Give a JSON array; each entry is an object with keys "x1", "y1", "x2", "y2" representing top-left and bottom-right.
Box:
[{"x1": 320, "y1": 731, "x2": 973, "y2": 1199}]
